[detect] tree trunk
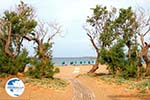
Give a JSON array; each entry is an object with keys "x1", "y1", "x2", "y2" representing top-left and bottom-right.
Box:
[
  {"x1": 86, "y1": 32, "x2": 100, "y2": 73},
  {"x1": 128, "y1": 47, "x2": 131, "y2": 60},
  {"x1": 139, "y1": 43, "x2": 150, "y2": 77},
  {"x1": 145, "y1": 62, "x2": 150, "y2": 76},
  {"x1": 88, "y1": 53, "x2": 100, "y2": 73},
  {"x1": 143, "y1": 53, "x2": 150, "y2": 76},
  {"x1": 4, "y1": 23, "x2": 14, "y2": 58},
  {"x1": 137, "y1": 56, "x2": 143, "y2": 79}
]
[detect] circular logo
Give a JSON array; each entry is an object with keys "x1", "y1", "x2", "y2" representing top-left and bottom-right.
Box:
[{"x1": 5, "y1": 78, "x2": 25, "y2": 97}]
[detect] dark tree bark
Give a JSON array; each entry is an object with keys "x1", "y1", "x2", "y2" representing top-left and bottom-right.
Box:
[
  {"x1": 88, "y1": 53, "x2": 100, "y2": 73},
  {"x1": 137, "y1": 27, "x2": 150, "y2": 77},
  {"x1": 86, "y1": 33, "x2": 100, "y2": 73},
  {"x1": 142, "y1": 43, "x2": 150, "y2": 76},
  {"x1": 126, "y1": 40, "x2": 131, "y2": 60}
]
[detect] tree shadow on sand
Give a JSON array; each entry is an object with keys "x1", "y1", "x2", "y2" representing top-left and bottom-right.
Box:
[{"x1": 87, "y1": 72, "x2": 112, "y2": 77}]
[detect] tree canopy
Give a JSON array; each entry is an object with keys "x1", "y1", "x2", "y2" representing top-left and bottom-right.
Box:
[
  {"x1": 85, "y1": 5, "x2": 150, "y2": 78},
  {"x1": 0, "y1": 1, "x2": 60, "y2": 78}
]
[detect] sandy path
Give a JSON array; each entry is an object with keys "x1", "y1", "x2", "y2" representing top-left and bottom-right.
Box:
[
  {"x1": 69, "y1": 79, "x2": 95, "y2": 100},
  {"x1": 1, "y1": 65, "x2": 148, "y2": 100},
  {"x1": 56, "y1": 65, "x2": 96, "y2": 100},
  {"x1": 55, "y1": 65, "x2": 108, "y2": 100},
  {"x1": 56, "y1": 65, "x2": 144, "y2": 100}
]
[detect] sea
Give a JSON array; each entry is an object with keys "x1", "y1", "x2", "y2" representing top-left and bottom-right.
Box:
[{"x1": 52, "y1": 57, "x2": 96, "y2": 66}]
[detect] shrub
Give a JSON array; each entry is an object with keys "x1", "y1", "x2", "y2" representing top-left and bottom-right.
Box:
[
  {"x1": 0, "y1": 49, "x2": 30, "y2": 75},
  {"x1": 100, "y1": 40, "x2": 126, "y2": 74},
  {"x1": 121, "y1": 63, "x2": 137, "y2": 78},
  {"x1": 27, "y1": 58, "x2": 59, "y2": 79},
  {"x1": 99, "y1": 39, "x2": 138, "y2": 78}
]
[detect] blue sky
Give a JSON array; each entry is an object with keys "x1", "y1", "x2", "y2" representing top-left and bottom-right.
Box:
[{"x1": 0, "y1": 0, "x2": 150, "y2": 57}]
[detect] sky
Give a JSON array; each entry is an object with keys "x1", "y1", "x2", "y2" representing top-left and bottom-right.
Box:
[{"x1": 0, "y1": 0, "x2": 150, "y2": 57}]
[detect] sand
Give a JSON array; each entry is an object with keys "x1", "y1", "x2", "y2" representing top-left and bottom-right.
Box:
[{"x1": 0, "y1": 65, "x2": 150, "y2": 100}]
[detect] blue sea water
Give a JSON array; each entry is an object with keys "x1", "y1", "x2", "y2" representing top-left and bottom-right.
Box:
[{"x1": 52, "y1": 57, "x2": 96, "y2": 66}]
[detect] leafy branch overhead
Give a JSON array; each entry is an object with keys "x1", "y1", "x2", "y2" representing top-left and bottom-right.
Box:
[{"x1": 0, "y1": 1, "x2": 37, "y2": 58}]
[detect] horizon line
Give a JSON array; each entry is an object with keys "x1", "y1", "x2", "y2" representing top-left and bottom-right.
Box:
[{"x1": 53, "y1": 56, "x2": 96, "y2": 58}]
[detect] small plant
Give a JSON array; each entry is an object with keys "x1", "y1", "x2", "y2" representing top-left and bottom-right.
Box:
[
  {"x1": 139, "y1": 89, "x2": 146, "y2": 94},
  {"x1": 0, "y1": 73, "x2": 9, "y2": 78},
  {"x1": 24, "y1": 77, "x2": 69, "y2": 90},
  {"x1": 136, "y1": 79, "x2": 150, "y2": 89},
  {"x1": 128, "y1": 79, "x2": 150, "y2": 94},
  {"x1": 115, "y1": 77, "x2": 127, "y2": 85}
]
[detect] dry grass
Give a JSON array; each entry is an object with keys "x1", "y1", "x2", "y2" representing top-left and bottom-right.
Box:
[{"x1": 23, "y1": 77, "x2": 69, "y2": 90}]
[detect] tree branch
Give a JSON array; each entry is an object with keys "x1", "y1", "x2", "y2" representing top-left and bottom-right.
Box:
[
  {"x1": 23, "y1": 34, "x2": 39, "y2": 43},
  {"x1": 143, "y1": 26, "x2": 150, "y2": 36},
  {"x1": 87, "y1": 33, "x2": 99, "y2": 53},
  {"x1": 47, "y1": 23, "x2": 61, "y2": 44},
  {"x1": 83, "y1": 26, "x2": 99, "y2": 53},
  {"x1": 4, "y1": 22, "x2": 14, "y2": 58}
]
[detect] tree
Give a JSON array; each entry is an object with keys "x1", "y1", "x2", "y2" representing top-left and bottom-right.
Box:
[
  {"x1": 0, "y1": 1, "x2": 37, "y2": 59},
  {"x1": 24, "y1": 21, "x2": 61, "y2": 78},
  {"x1": 0, "y1": 1, "x2": 37, "y2": 74},
  {"x1": 0, "y1": 1, "x2": 60, "y2": 78},
  {"x1": 84, "y1": 5, "x2": 117, "y2": 73},
  {"x1": 84, "y1": 5, "x2": 138, "y2": 74},
  {"x1": 136, "y1": 10, "x2": 150, "y2": 77}
]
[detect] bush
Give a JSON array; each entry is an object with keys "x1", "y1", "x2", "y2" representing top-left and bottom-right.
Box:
[
  {"x1": 121, "y1": 63, "x2": 137, "y2": 78},
  {"x1": 100, "y1": 40, "x2": 126, "y2": 74},
  {"x1": 99, "y1": 39, "x2": 138, "y2": 78},
  {"x1": 27, "y1": 58, "x2": 59, "y2": 79},
  {"x1": 121, "y1": 46, "x2": 138, "y2": 78},
  {"x1": 0, "y1": 49, "x2": 30, "y2": 75}
]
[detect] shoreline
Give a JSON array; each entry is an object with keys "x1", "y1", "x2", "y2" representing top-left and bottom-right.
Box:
[
  {"x1": 55, "y1": 65, "x2": 109, "y2": 79},
  {"x1": 54, "y1": 64, "x2": 95, "y2": 67}
]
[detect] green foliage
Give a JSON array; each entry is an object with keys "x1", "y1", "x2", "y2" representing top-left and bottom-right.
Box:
[
  {"x1": 87, "y1": 5, "x2": 117, "y2": 48},
  {"x1": 0, "y1": 49, "x2": 30, "y2": 74},
  {"x1": 15, "y1": 49, "x2": 31, "y2": 72},
  {"x1": 86, "y1": 5, "x2": 139, "y2": 78},
  {"x1": 26, "y1": 38, "x2": 58, "y2": 79},
  {"x1": 121, "y1": 63, "x2": 137, "y2": 78},
  {"x1": 27, "y1": 58, "x2": 59, "y2": 79},
  {"x1": 3, "y1": 3, "x2": 37, "y2": 36},
  {"x1": 0, "y1": 1, "x2": 37, "y2": 76},
  {"x1": 0, "y1": 1, "x2": 59, "y2": 79},
  {"x1": 100, "y1": 40, "x2": 126, "y2": 74},
  {"x1": 129, "y1": 79, "x2": 150, "y2": 94},
  {"x1": 100, "y1": 39, "x2": 137, "y2": 78},
  {"x1": 123, "y1": 45, "x2": 138, "y2": 78},
  {"x1": 0, "y1": 1, "x2": 37, "y2": 58}
]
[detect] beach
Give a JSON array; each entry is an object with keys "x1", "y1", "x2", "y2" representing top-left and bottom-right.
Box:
[{"x1": 0, "y1": 65, "x2": 150, "y2": 100}]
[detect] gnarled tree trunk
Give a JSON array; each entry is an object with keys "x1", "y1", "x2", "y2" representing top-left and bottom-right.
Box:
[
  {"x1": 4, "y1": 23, "x2": 15, "y2": 58},
  {"x1": 142, "y1": 44, "x2": 150, "y2": 76},
  {"x1": 88, "y1": 53, "x2": 100, "y2": 73},
  {"x1": 138, "y1": 32, "x2": 150, "y2": 77},
  {"x1": 86, "y1": 33, "x2": 100, "y2": 73}
]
